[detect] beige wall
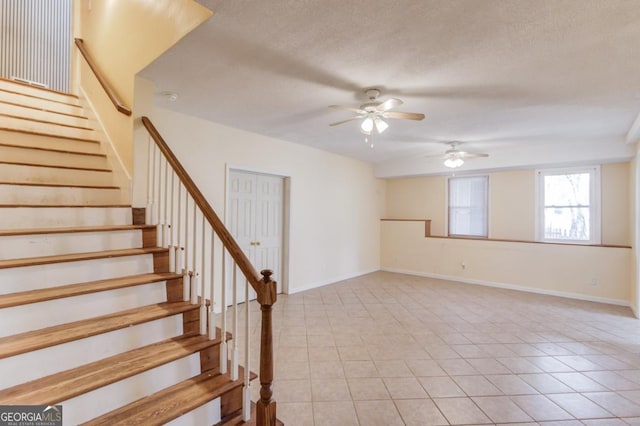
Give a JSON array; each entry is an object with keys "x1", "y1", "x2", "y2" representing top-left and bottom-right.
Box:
[
  {"x1": 143, "y1": 106, "x2": 383, "y2": 294},
  {"x1": 381, "y1": 221, "x2": 630, "y2": 305},
  {"x1": 631, "y1": 153, "x2": 639, "y2": 317},
  {"x1": 385, "y1": 176, "x2": 447, "y2": 236},
  {"x1": 385, "y1": 164, "x2": 630, "y2": 245},
  {"x1": 489, "y1": 170, "x2": 536, "y2": 240},
  {"x1": 602, "y1": 162, "x2": 631, "y2": 246},
  {"x1": 73, "y1": 0, "x2": 211, "y2": 173},
  {"x1": 383, "y1": 164, "x2": 633, "y2": 306}
]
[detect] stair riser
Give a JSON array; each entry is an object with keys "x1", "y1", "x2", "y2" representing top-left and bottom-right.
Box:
[
  {"x1": 0, "y1": 316, "x2": 184, "y2": 389},
  {"x1": 1, "y1": 102, "x2": 89, "y2": 127},
  {"x1": 165, "y1": 400, "x2": 221, "y2": 426},
  {"x1": 0, "y1": 79, "x2": 82, "y2": 106},
  {"x1": 62, "y1": 354, "x2": 202, "y2": 425},
  {"x1": 0, "y1": 130, "x2": 102, "y2": 154},
  {"x1": 0, "y1": 144, "x2": 108, "y2": 169},
  {"x1": 1, "y1": 282, "x2": 168, "y2": 337},
  {"x1": 0, "y1": 206, "x2": 131, "y2": 229},
  {"x1": 0, "y1": 254, "x2": 155, "y2": 294},
  {"x1": 0, "y1": 185, "x2": 124, "y2": 206},
  {"x1": 0, "y1": 163, "x2": 113, "y2": 186},
  {"x1": 0, "y1": 115, "x2": 96, "y2": 140},
  {"x1": 0, "y1": 229, "x2": 142, "y2": 260},
  {"x1": 0, "y1": 90, "x2": 84, "y2": 116}
]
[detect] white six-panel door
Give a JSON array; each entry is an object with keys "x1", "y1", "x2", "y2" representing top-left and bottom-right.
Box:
[{"x1": 227, "y1": 170, "x2": 283, "y2": 303}]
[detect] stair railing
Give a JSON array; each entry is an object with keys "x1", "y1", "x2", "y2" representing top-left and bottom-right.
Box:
[
  {"x1": 142, "y1": 117, "x2": 277, "y2": 425},
  {"x1": 74, "y1": 38, "x2": 132, "y2": 116}
]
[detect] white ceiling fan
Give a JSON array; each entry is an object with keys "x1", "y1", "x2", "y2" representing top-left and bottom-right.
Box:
[
  {"x1": 437, "y1": 142, "x2": 489, "y2": 168},
  {"x1": 329, "y1": 88, "x2": 425, "y2": 135}
]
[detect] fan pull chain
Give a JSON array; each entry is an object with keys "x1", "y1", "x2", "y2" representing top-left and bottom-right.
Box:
[{"x1": 364, "y1": 136, "x2": 374, "y2": 148}]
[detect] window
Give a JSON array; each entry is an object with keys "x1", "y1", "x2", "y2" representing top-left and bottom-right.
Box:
[
  {"x1": 536, "y1": 166, "x2": 600, "y2": 244},
  {"x1": 448, "y1": 176, "x2": 488, "y2": 237}
]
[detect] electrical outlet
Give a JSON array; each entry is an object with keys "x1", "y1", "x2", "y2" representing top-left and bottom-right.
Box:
[
  {"x1": 590, "y1": 277, "x2": 598, "y2": 286},
  {"x1": 461, "y1": 262, "x2": 466, "y2": 270}
]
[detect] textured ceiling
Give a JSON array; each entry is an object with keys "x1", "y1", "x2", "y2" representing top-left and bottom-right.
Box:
[{"x1": 140, "y1": 0, "x2": 640, "y2": 176}]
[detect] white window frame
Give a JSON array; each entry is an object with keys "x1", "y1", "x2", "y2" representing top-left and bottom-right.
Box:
[
  {"x1": 447, "y1": 175, "x2": 489, "y2": 238},
  {"x1": 535, "y1": 165, "x2": 601, "y2": 245}
]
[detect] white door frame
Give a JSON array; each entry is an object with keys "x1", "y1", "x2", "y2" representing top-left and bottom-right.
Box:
[{"x1": 225, "y1": 164, "x2": 290, "y2": 294}]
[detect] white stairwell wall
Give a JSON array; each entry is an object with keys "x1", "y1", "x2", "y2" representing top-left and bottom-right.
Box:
[{"x1": 0, "y1": 80, "x2": 224, "y2": 425}]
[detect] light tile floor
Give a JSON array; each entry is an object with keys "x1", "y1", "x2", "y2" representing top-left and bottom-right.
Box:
[{"x1": 236, "y1": 271, "x2": 640, "y2": 425}]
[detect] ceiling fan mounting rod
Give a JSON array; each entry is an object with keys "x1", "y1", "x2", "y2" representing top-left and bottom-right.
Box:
[{"x1": 365, "y1": 88, "x2": 381, "y2": 100}]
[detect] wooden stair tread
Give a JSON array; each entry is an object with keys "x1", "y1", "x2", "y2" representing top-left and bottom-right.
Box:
[
  {"x1": 0, "y1": 159, "x2": 111, "y2": 172},
  {"x1": 0, "y1": 141, "x2": 103, "y2": 157},
  {"x1": 0, "y1": 126, "x2": 99, "y2": 143},
  {"x1": 0, "y1": 88, "x2": 82, "y2": 108},
  {"x1": 0, "y1": 272, "x2": 181, "y2": 309},
  {"x1": 0, "y1": 181, "x2": 119, "y2": 189},
  {"x1": 0, "y1": 204, "x2": 131, "y2": 208},
  {"x1": 0, "y1": 333, "x2": 220, "y2": 405},
  {"x1": 0, "y1": 247, "x2": 167, "y2": 270},
  {"x1": 0, "y1": 99, "x2": 88, "y2": 120},
  {"x1": 0, "y1": 77, "x2": 80, "y2": 99},
  {"x1": 82, "y1": 368, "x2": 257, "y2": 426},
  {"x1": 0, "y1": 112, "x2": 94, "y2": 131},
  {"x1": 0, "y1": 301, "x2": 197, "y2": 360},
  {"x1": 0, "y1": 224, "x2": 154, "y2": 237}
]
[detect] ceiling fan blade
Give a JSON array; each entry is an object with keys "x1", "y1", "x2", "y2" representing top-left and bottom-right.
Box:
[
  {"x1": 459, "y1": 152, "x2": 489, "y2": 159},
  {"x1": 383, "y1": 111, "x2": 425, "y2": 121},
  {"x1": 329, "y1": 105, "x2": 366, "y2": 114},
  {"x1": 377, "y1": 98, "x2": 403, "y2": 111},
  {"x1": 329, "y1": 116, "x2": 362, "y2": 127}
]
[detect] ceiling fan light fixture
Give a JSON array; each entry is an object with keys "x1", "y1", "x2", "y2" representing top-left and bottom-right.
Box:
[
  {"x1": 361, "y1": 117, "x2": 374, "y2": 134},
  {"x1": 444, "y1": 156, "x2": 464, "y2": 168},
  {"x1": 374, "y1": 117, "x2": 389, "y2": 133}
]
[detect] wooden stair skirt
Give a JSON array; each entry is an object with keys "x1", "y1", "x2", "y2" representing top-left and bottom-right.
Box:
[{"x1": 0, "y1": 78, "x2": 278, "y2": 425}]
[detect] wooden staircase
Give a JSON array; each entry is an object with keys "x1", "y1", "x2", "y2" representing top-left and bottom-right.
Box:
[{"x1": 0, "y1": 78, "x2": 259, "y2": 425}]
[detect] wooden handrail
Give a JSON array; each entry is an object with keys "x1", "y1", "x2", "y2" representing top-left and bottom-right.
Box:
[
  {"x1": 141, "y1": 116, "x2": 263, "y2": 292},
  {"x1": 142, "y1": 116, "x2": 277, "y2": 425},
  {"x1": 74, "y1": 38, "x2": 132, "y2": 116}
]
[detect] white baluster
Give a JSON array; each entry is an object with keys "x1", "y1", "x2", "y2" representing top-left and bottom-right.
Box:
[
  {"x1": 192, "y1": 199, "x2": 197, "y2": 283},
  {"x1": 242, "y1": 279, "x2": 251, "y2": 421},
  {"x1": 209, "y1": 303, "x2": 217, "y2": 340},
  {"x1": 162, "y1": 159, "x2": 169, "y2": 248},
  {"x1": 182, "y1": 264, "x2": 188, "y2": 302},
  {"x1": 146, "y1": 139, "x2": 156, "y2": 225},
  {"x1": 184, "y1": 195, "x2": 190, "y2": 290},
  {"x1": 200, "y1": 215, "x2": 207, "y2": 335},
  {"x1": 155, "y1": 154, "x2": 162, "y2": 245},
  {"x1": 208, "y1": 231, "x2": 216, "y2": 340},
  {"x1": 231, "y1": 263, "x2": 239, "y2": 381},
  {"x1": 174, "y1": 184, "x2": 182, "y2": 273},
  {"x1": 220, "y1": 248, "x2": 228, "y2": 374},
  {"x1": 169, "y1": 244, "x2": 176, "y2": 274},
  {"x1": 191, "y1": 272, "x2": 199, "y2": 305}
]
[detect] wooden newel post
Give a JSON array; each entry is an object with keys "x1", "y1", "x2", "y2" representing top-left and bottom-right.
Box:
[{"x1": 256, "y1": 269, "x2": 277, "y2": 426}]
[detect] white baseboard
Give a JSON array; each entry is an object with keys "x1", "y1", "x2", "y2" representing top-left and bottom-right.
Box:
[
  {"x1": 381, "y1": 267, "x2": 631, "y2": 308},
  {"x1": 286, "y1": 268, "x2": 379, "y2": 295}
]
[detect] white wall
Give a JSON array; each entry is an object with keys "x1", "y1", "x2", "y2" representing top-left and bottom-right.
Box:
[{"x1": 142, "y1": 106, "x2": 383, "y2": 294}]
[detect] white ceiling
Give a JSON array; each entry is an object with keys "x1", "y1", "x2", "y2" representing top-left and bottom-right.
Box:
[{"x1": 140, "y1": 0, "x2": 640, "y2": 177}]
